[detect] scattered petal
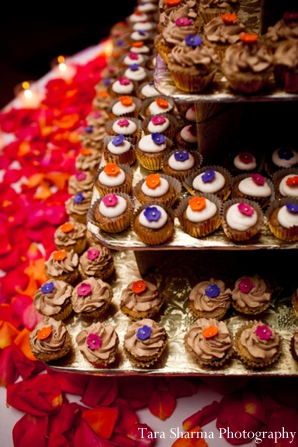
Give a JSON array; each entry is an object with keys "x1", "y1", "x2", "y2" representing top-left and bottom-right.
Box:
[{"x1": 148, "y1": 390, "x2": 176, "y2": 420}]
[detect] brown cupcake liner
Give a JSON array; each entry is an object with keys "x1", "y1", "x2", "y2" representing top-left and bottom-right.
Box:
[
  {"x1": 45, "y1": 267, "x2": 79, "y2": 286},
  {"x1": 184, "y1": 331, "x2": 234, "y2": 367},
  {"x1": 94, "y1": 163, "x2": 133, "y2": 196},
  {"x1": 188, "y1": 301, "x2": 230, "y2": 321},
  {"x1": 133, "y1": 173, "x2": 182, "y2": 208},
  {"x1": 135, "y1": 136, "x2": 173, "y2": 171},
  {"x1": 231, "y1": 173, "x2": 275, "y2": 209},
  {"x1": 184, "y1": 165, "x2": 232, "y2": 201},
  {"x1": 139, "y1": 95, "x2": 176, "y2": 120},
  {"x1": 221, "y1": 198, "x2": 264, "y2": 242},
  {"x1": 106, "y1": 96, "x2": 143, "y2": 120},
  {"x1": 221, "y1": 61, "x2": 272, "y2": 94},
  {"x1": 290, "y1": 331, "x2": 298, "y2": 362},
  {"x1": 32, "y1": 331, "x2": 72, "y2": 363},
  {"x1": 105, "y1": 117, "x2": 142, "y2": 145},
  {"x1": 168, "y1": 66, "x2": 217, "y2": 93},
  {"x1": 50, "y1": 301, "x2": 73, "y2": 321},
  {"x1": 55, "y1": 236, "x2": 87, "y2": 256},
  {"x1": 123, "y1": 333, "x2": 168, "y2": 367},
  {"x1": 266, "y1": 197, "x2": 298, "y2": 241},
  {"x1": 120, "y1": 295, "x2": 164, "y2": 321},
  {"x1": 103, "y1": 136, "x2": 136, "y2": 166},
  {"x1": 81, "y1": 296, "x2": 113, "y2": 320},
  {"x1": 234, "y1": 321, "x2": 282, "y2": 369},
  {"x1": 87, "y1": 192, "x2": 135, "y2": 234},
  {"x1": 272, "y1": 167, "x2": 298, "y2": 200},
  {"x1": 231, "y1": 300, "x2": 271, "y2": 316},
  {"x1": 175, "y1": 193, "x2": 222, "y2": 238},
  {"x1": 161, "y1": 149, "x2": 203, "y2": 183},
  {"x1": 141, "y1": 113, "x2": 180, "y2": 140}
]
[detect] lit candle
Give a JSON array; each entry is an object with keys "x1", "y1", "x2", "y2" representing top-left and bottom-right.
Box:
[
  {"x1": 103, "y1": 39, "x2": 113, "y2": 57},
  {"x1": 14, "y1": 81, "x2": 41, "y2": 108},
  {"x1": 52, "y1": 55, "x2": 77, "y2": 80}
]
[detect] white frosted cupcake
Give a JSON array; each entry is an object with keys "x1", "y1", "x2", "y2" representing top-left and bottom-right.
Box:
[
  {"x1": 136, "y1": 132, "x2": 173, "y2": 171},
  {"x1": 132, "y1": 203, "x2": 174, "y2": 245},
  {"x1": 141, "y1": 113, "x2": 179, "y2": 140},
  {"x1": 140, "y1": 96, "x2": 176, "y2": 119},
  {"x1": 231, "y1": 173, "x2": 275, "y2": 209},
  {"x1": 108, "y1": 76, "x2": 137, "y2": 98},
  {"x1": 266, "y1": 198, "x2": 298, "y2": 242},
  {"x1": 161, "y1": 149, "x2": 202, "y2": 183},
  {"x1": 133, "y1": 172, "x2": 181, "y2": 208},
  {"x1": 103, "y1": 135, "x2": 136, "y2": 166},
  {"x1": 106, "y1": 96, "x2": 142, "y2": 120},
  {"x1": 106, "y1": 117, "x2": 142, "y2": 145},
  {"x1": 184, "y1": 166, "x2": 232, "y2": 201},
  {"x1": 272, "y1": 168, "x2": 298, "y2": 200},
  {"x1": 94, "y1": 163, "x2": 133, "y2": 195}
]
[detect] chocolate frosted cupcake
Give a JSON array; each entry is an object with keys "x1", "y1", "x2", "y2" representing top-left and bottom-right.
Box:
[
  {"x1": 133, "y1": 173, "x2": 181, "y2": 208},
  {"x1": 54, "y1": 221, "x2": 87, "y2": 255},
  {"x1": 132, "y1": 203, "x2": 174, "y2": 245},
  {"x1": 189, "y1": 278, "x2": 232, "y2": 320},
  {"x1": 71, "y1": 277, "x2": 113, "y2": 318},
  {"x1": 75, "y1": 148, "x2": 101, "y2": 176},
  {"x1": 45, "y1": 249, "x2": 79, "y2": 285},
  {"x1": 290, "y1": 330, "x2": 298, "y2": 362},
  {"x1": 30, "y1": 318, "x2": 72, "y2": 362},
  {"x1": 68, "y1": 171, "x2": 94, "y2": 195},
  {"x1": 199, "y1": 0, "x2": 240, "y2": 25},
  {"x1": 158, "y1": 1, "x2": 201, "y2": 33},
  {"x1": 123, "y1": 318, "x2": 168, "y2": 367},
  {"x1": 34, "y1": 280, "x2": 73, "y2": 321},
  {"x1": 79, "y1": 124, "x2": 106, "y2": 151},
  {"x1": 273, "y1": 38, "x2": 298, "y2": 93},
  {"x1": 231, "y1": 275, "x2": 272, "y2": 315},
  {"x1": 65, "y1": 191, "x2": 93, "y2": 224},
  {"x1": 94, "y1": 163, "x2": 133, "y2": 196},
  {"x1": 120, "y1": 279, "x2": 164, "y2": 320},
  {"x1": 185, "y1": 317, "x2": 233, "y2": 366},
  {"x1": 264, "y1": 12, "x2": 298, "y2": 55},
  {"x1": 79, "y1": 246, "x2": 115, "y2": 281},
  {"x1": 76, "y1": 322, "x2": 119, "y2": 367},
  {"x1": 234, "y1": 321, "x2": 281, "y2": 368},
  {"x1": 184, "y1": 166, "x2": 232, "y2": 201}
]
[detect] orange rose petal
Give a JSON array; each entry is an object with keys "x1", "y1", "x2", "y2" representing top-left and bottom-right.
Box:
[
  {"x1": 60, "y1": 222, "x2": 74, "y2": 233},
  {"x1": 82, "y1": 407, "x2": 119, "y2": 439},
  {"x1": 53, "y1": 250, "x2": 67, "y2": 261},
  {"x1": 156, "y1": 98, "x2": 169, "y2": 108},
  {"x1": 189, "y1": 196, "x2": 206, "y2": 211},
  {"x1": 0, "y1": 321, "x2": 20, "y2": 349},
  {"x1": 148, "y1": 390, "x2": 176, "y2": 421},
  {"x1": 119, "y1": 96, "x2": 133, "y2": 106},
  {"x1": 145, "y1": 173, "x2": 161, "y2": 189},
  {"x1": 37, "y1": 326, "x2": 52, "y2": 340},
  {"x1": 14, "y1": 329, "x2": 37, "y2": 361},
  {"x1": 104, "y1": 163, "x2": 120, "y2": 176},
  {"x1": 202, "y1": 325, "x2": 219, "y2": 339},
  {"x1": 171, "y1": 426, "x2": 207, "y2": 447}
]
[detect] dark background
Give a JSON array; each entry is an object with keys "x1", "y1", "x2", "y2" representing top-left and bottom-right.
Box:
[{"x1": 0, "y1": 3, "x2": 137, "y2": 109}]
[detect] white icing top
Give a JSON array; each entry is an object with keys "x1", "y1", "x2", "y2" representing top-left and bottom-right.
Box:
[
  {"x1": 277, "y1": 206, "x2": 298, "y2": 229},
  {"x1": 148, "y1": 101, "x2": 172, "y2": 115},
  {"x1": 168, "y1": 152, "x2": 195, "y2": 171},
  {"x1": 138, "y1": 134, "x2": 167, "y2": 153},
  {"x1": 272, "y1": 149, "x2": 298, "y2": 168},
  {"x1": 128, "y1": 12, "x2": 148, "y2": 22},
  {"x1": 112, "y1": 119, "x2": 137, "y2": 135},
  {"x1": 226, "y1": 203, "x2": 258, "y2": 231},
  {"x1": 132, "y1": 21, "x2": 155, "y2": 31},
  {"x1": 139, "y1": 205, "x2": 168, "y2": 229},
  {"x1": 147, "y1": 116, "x2": 169, "y2": 133},
  {"x1": 234, "y1": 153, "x2": 257, "y2": 171},
  {"x1": 141, "y1": 177, "x2": 169, "y2": 197},
  {"x1": 99, "y1": 169, "x2": 126, "y2": 186},
  {"x1": 193, "y1": 171, "x2": 225, "y2": 193},
  {"x1": 123, "y1": 53, "x2": 145, "y2": 66},
  {"x1": 130, "y1": 31, "x2": 151, "y2": 41},
  {"x1": 112, "y1": 80, "x2": 134, "y2": 95},
  {"x1": 124, "y1": 66, "x2": 147, "y2": 81},
  {"x1": 185, "y1": 106, "x2": 196, "y2": 122},
  {"x1": 136, "y1": 3, "x2": 158, "y2": 12},
  {"x1": 99, "y1": 195, "x2": 127, "y2": 218},
  {"x1": 140, "y1": 83, "x2": 160, "y2": 97},
  {"x1": 107, "y1": 139, "x2": 132, "y2": 155},
  {"x1": 238, "y1": 177, "x2": 272, "y2": 198},
  {"x1": 112, "y1": 101, "x2": 136, "y2": 116},
  {"x1": 180, "y1": 125, "x2": 197, "y2": 143},
  {"x1": 279, "y1": 175, "x2": 298, "y2": 197},
  {"x1": 130, "y1": 45, "x2": 150, "y2": 54},
  {"x1": 186, "y1": 199, "x2": 217, "y2": 223}
]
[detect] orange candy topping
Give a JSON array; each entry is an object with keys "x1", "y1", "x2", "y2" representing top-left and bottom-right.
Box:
[
  {"x1": 202, "y1": 325, "x2": 219, "y2": 339},
  {"x1": 119, "y1": 96, "x2": 133, "y2": 106},
  {"x1": 99, "y1": 91, "x2": 109, "y2": 98},
  {"x1": 53, "y1": 250, "x2": 67, "y2": 261},
  {"x1": 104, "y1": 163, "x2": 120, "y2": 176},
  {"x1": 132, "y1": 41, "x2": 144, "y2": 48},
  {"x1": 60, "y1": 222, "x2": 74, "y2": 233},
  {"x1": 165, "y1": 0, "x2": 181, "y2": 5},
  {"x1": 286, "y1": 176, "x2": 298, "y2": 186},
  {"x1": 132, "y1": 280, "x2": 147, "y2": 294},
  {"x1": 189, "y1": 196, "x2": 206, "y2": 211},
  {"x1": 240, "y1": 33, "x2": 258, "y2": 43},
  {"x1": 221, "y1": 12, "x2": 237, "y2": 23},
  {"x1": 156, "y1": 98, "x2": 169, "y2": 109},
  {"x1": 146, "y1": 174, "x2": 161, "y2": 189},
  {"x1": 37, "y1": 326, "x2": 52, "y2": 340},
  {"x1": 80, "y1": 148, "x2": 92, "y2": 155}
]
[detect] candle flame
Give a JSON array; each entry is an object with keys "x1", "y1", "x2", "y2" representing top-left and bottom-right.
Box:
[
  {"x1": 57, "y1": 55, "x2": 65, "y2": 64},
  {"x1": 24, "y1": 89, "x2": 33, "y2": 98},
  {"x1": 22, "y1": 81, "x2": 30, "y2": 90},
  {"x1": 59, "y1": 63, "x2": 67, "y2": 72},
  {"x1": 103, "y1": 39, "x2": 113, "y2": 57}
]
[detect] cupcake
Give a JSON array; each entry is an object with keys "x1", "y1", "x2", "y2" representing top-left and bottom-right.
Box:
[
  {"x1": 158, "y1": 1, "x2": 201, "y2": 33},
  {"x1": 185, "y1": 318, "x2": 233, "y2": 366},
  {"x1": 231, "y1": 173, "x2": 275, "y2": 209},
  {"x1": 290, "y1": 330, "x2": 298, "y2": 362},
  {"x1": 175, "y1": 194, "x2": 222, "y2": 238},
  {"x1": 92, "y1": 89, "x2": 113, "y2": 113},
  {"x1": 130, "y1": 40, "x2": 153, "y2": 57},
  {"x1": 54, "y1": 221, "x2": 87, "y2": 255},
  {"x1": 120, "y1": 279, "x2": 164, "y2": 320},
  {"x1": 119, "y1": 51, "x2": 149, "y2": 68},
  {"x1": 106, "y1": 96, "x2": 142, "y2": 120},
  {"x1": 103, "y1": 135, "x2": 136, "y2": 166},
  {"x1": 234, "y1": 321, "x2": 281, "y2": 368},
  {"x1": 45, "y1": 249, "x2": 79, "y2": 285},
  {"x1": 88, "y1": 193, "x2": 134, "y2": 234},
  {"x1": 184, "y1": 104, "x2": 196, "y2": 123},
  {"x1": 221, "y1": 33, "x2": 273, "y2": 94},
  {"x1": 203, "y1": 13, "x2": 246, "y2": 59},
  {"x1": 68, "y1": 171, "x2": 94, "y2": 196},
  {"x1": 136, "y1": 80, "x2": 161, "y2": 100},
  {"x1": 162, "y1": 149, "x2": 202, "y2": 183},
  {"x1": 132, "y1": 203, "x2": 174, "y2": 245},
  {"x1": 199, "y1": 0, "x2": 239, "y2": 25},
  {"x1": 188, "y1": 278, "x2": 232, "y2": 320},
  {"x1": 71, "y1": 277, "x2": 113, "y2": 318},
  {"x1": 76, "y1": 322, "x2": 119, "y2": 367},
  {"x1": 133, "y1": 172, "x2": 181, "y2": 208},
  {"x1": 120, "y1": 64, "x2": 152, "y2": 85},
  {"x1": 263, "y1": 12, "x2": 298, "y2": 55},
  {"x1": 65, "y1": 191, "x2": 93, "y2": 224},
  {"x1": 265, "y1": 146, "x2": 298, "y2": 178},
  {"x1": 231, "y1": 275, "x2": 272, "y2": 315},
  {"x1": 135, "y1": 132, "x2": 173, "y2": 171},
  {"x1": 142, "y1": 114, "x2": 179, "y2": 140},
  {"x1": 108, "y1": 76, "x2": 137, "y2": 99},
  {"x1": 184, "y1": 166, "x2": 232, "y2": 201},
  {"x1": 94, "y1": 163, "x2": 133, "y2": 196},
  {"x1": 266, "y1": 198, "x2": 298, "y2": 242},
  {"x1": 123, "y1": 318, "x2": 168, "y2": 367},
  {"x1": 106, "y1": 117, "x2": 142, "y2": 145},
  {"x1": 273, "y1": 38, "x2": 298, "y2": 93},
  {"x1": 34, "y1": 280, "x2": 73, "y2": 321},
  {"x1": 272, "y1": 168, "x2": 298, "y2": 200},
  {"x1": 223, "y1": 149, "x2": 263, "y2": 176},
  {"x1": 79, "y1": 246, "x2": 115, "y2": 281},
  {"x1": 140, "y1": 96, "x2": 176, "y2": 119},
  {"x1": 79, "y1": 124, "x2": 106, "y2": 151},
  {"x1": 29, "y1": 318, "x2": 72, "y2": 362},
  {"x1": 221, "y1": 199, "x2": 264, "y2": 242},
  {"x1": 174, "y1": 124, "x2": 198, "y2": 151},
  {"x1": 75, "y1": 148, "x2": 101, "y2": 176}
]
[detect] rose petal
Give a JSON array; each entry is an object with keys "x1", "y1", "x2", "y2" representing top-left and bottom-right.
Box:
[
  {"x1": 113, "y1": 397, "x2": 138, "y2": 434},
  {"x1": 118, "y1": 377, "x2": 156, "y2": 409},
  {"x1": 167, "y1": 378, "x2": 197, "y2": 399},
  {"x1": 0, "y1": 321, "x2": 20, "y2": 349},
  {"x1": 48, "y1": 433, "x2": 69, "y2": 447},
  {"x1": 183, "y1": 401, "x2": 220, "y2": 431},
  {"x1": 73, "y1": 417, "x2": 115, "y2": 447},
  {"x1": 49, "y1": 402, "x2": 82, "y2": 435},
  {"x1": 12, "y1": 414, "x2": 49, "y2": 447},
  {"x1": 171, "y1": 426, "x2": 208, "y2": 447},
  {"x1": 148, "y1": 390, "x2": 176, "y2": 420},
  {"x1": 126, "y1": 423, "x2": 156, "y2": 447},
  {"x1": 82, "y1": 407, "x2": 119, "y2": 439},
  {"x1": 11, "y1": 343, "x2": 45, "y2": 380},
  {"x1": 109, "y1": 433, "x2": 135, "y2": 447},
  {"x1": 14, "y1": 328, "x2": 37, "y2": 361},
  {"x1": 0, "y1": 345, "x2": 19, "y2": 386},
  {"x1": 47, "y1": 370, "x2": 89, "y2": 396},
  {"x1": 81, "y1": 376, "x2": 118, "y2": 407}
]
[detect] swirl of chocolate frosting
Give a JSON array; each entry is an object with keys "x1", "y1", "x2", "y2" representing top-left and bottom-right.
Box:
[
  {"x1": 30, "y1": 318, "x2": 68, "y2": 356},
  {"x1": 75, "y1": 149, "x2": 101, "y2": 172},
  {"x1": 79, "y1": 246, "x2": 114, "y2": 277},
  {"x1": 120, "y1": 280, "x2": 161, "y2": 312},
  {"x1": 169, "y1": 40, "x2": 219, "y2": 70},
  {"x1": 162, "y1": 19, "x2": 198, "y2": 48},
  {"x1": 240, "y1": 322, "x2": 280, "y2": 360},
  {"x1": 232, "y1": 275, "x2": 271, "y2": 309},
  {"x1": 204, "y1": 15, "x2": 245, "y2": 44},
  {"x1": 71, "y1": 277, "x2": 112, "y2": 314},
  {"x1": 124, "y1": 318, "x2": 166, "y2": 358},
  {"x1": 65, "y1": 191, "x2": 93, "y2": 217},
  {"x1": 274, "y1": 38, "x2": 298, "y2": 68},
  {"x1": 266, "y1": 18, "x2": 298, "y2": 43},
  {"x1": 76, "y1": 322, "x2": 118, "y2": 364},
  {"x1": 54, "y1": 222, "x2": 86, "y2": 248},
  {"x1": 159, "y1": 2, "x2": 198, "y2": 29},
  {"x1": 186, "y1": 317, "x2": 232, "y2": 361},
  {"x1": 45, "y1": 250, "x2": 79, "y2": 276},
  {"x1": 34, "y1": 280, "x2": 73, "y2": 316},
  {"x1": 223, "y1": 41, "x2": 272, "y2": 74},
  {"x1": 189, "y1": 278, "x2": 231, "y2": 313},
  {"x1": 200, "y1": 0, "x2": 238, "y2": 8},
  {"x1": 68, "y1": 171, "x2": 94, "y2": 195}
]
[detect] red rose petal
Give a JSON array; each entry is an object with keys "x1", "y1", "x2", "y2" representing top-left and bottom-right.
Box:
[
  {"x1": 110, "y1": 433, "x2": 136, "y2": 447},
  {"x1": 171, "y1": 426, "x2": 208, "y2": 447},
  {"x1": 81, "y1": 376, "x2": 118, "y2": 407},
  {"x1": 47, "y1": 369, "x2": 89, "y2": 396},
  {"x1": 167, "y1": 378, "x2": 197, "y2": 399},
  {"x1": 113, "y1": 397, "x2": 138, "y2": 434},
  {"x1": 148, "y1": 390, "x2": 176, "y2": 420},
  {"x1": 11, "y1": 343, "x2": 45, "y2": 380},
  {"x1": 0, "y1": 345, "x2": 19, "y2": 387},
  {"x1": 183, "y1": 401, "x2": 220, "y2": 431},
  {"x1": 12, "y1": 414, "x2": 49, "y2": 447},
  {"x1": 82, "y1": 407, "x2": 119, "y2": 439},
  {"x1": 48, "y1": 433, "x2": 69, "y2": 447},
  {"x1": 118, "y1": 377, "x2": 156, "y2": 409},
  {"x1": 73, "y1": 417, "x2": 115, "y2": 447},
  {"x1": 127, "y1": 423, "x2": 156, "y2": 447}
]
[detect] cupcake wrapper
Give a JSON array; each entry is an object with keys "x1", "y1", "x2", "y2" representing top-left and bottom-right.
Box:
[
  {"x1": 266, "y1": 198, "x2": 298, "y2": 241},
  {"x1": 231, "y1": 173, "x2": 275, "y2": 209},
  {"x1": 136, "y1": 136, "x2": 173, "y2": 171},
  {"x1": 120, "y1": 295, "x2": 164, "y2": 321},
  {"x1": 51, "y1": 301, "x2": 73, "y2": 321},
  {"x1": 132, "y1": 202, "x2": 174, "y2": 245},
  {"x1": 94, "y1": 163, "x2": 133, "y2": 196},
  {"x1": 183, "y1": 165, "x2": 232, "y2": 201},
  {"x1": 133, "y1": 173, "x2": 182, "y2": 208},
  {"x1": 168, "y1": 67, "x2": 217, "y2": 93},
  {"x1": 103, "y1": 136, "x2": 136, "y2": 166}
]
